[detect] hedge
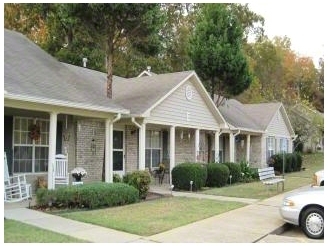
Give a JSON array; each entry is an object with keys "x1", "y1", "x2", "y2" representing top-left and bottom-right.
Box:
[
  {"x1": 206, "y1": 163, "x2": 230, "y2": 187},
  {"x1": 123, "y1": 170, "x2": 151, "y2": 199},
  {"x1": 36, "y1": 182, "x2": 139, "y2": 209},
  {"x1": 223, "y1": 162, "x2": 241, "y2": 184},
  {"x1": 172, "y1": 163, "x2": 207, "y2": 191},
  {"x1": 268, "y1": 152, "x2": 303, "y2": 174}
]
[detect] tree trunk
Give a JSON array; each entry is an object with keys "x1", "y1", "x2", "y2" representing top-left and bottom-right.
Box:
[{"x1": 106, "y1": 37, "x2": 114, "y2": 98}]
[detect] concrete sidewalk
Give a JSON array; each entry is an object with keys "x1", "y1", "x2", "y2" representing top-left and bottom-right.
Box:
[{"x1": 3, "y1": 186, "x2": 299, "y2": 243}]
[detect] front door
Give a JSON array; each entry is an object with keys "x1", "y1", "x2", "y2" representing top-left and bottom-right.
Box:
[{"x1": 113, "y1": 130, "x2": 124, "y2": 177}]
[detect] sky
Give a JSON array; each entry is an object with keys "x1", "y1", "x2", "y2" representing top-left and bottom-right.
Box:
[{"x1": 247, "y1": 0, "x2": 325, "y2": 67}]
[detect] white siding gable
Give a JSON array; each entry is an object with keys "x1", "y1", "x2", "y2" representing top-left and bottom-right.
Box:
[
  {"x1": 149, "y1": 81, "x2": 219, "y2": 130},
  {"x1": 266, "y1": 109, "x2": 290, "y2": 137}
]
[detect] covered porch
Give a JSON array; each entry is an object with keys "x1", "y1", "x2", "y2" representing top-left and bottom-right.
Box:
[{"x1": 4, "y1": 98, "x2": 128, "y2": 193}]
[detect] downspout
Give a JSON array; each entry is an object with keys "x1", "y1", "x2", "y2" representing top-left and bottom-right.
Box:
[
  {"x1": 112, "y1": 113, "x2": 121, "y2": 123},
  {"x1": 131, "y1": 117, "x2": 142, "y2": 129},
  {"x1": 233, "y1": 129, "x2": 241, "y2": 137}
]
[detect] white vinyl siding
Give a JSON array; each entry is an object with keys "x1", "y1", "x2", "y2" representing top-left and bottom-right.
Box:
[
  {"x1": 266, "y1": 110, "x2": 290, "y2": 137},
  {"x1": 150, "y1": 81, "x2": 219, "y2": 129}
]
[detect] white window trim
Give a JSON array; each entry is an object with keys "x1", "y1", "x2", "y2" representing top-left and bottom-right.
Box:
[{"x1": 13, "y1": 116, "x2": 49, "y2": 173}]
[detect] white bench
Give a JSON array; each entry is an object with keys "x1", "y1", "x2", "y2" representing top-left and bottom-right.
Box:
[{"x1": 258, "y1": 167, "x2": 285, "y2": 191}]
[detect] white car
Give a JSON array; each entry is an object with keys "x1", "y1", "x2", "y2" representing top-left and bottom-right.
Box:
[
  {"x1": 312, "y1": 169, "x2": 324, "y2": 186},
  {"x1": 279, "y1": 186, "x2": 324, "y2": 239}
]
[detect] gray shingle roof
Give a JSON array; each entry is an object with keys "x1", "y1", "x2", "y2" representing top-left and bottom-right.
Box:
[
  {"x1": 63, "y1": 63, "x2": 194, "y2": 116},
  {"x1": 243, "y1": 103, "x2": 282, "y2": 130},
  {"x1": 113, "y1": 71, "x2": 194, "y2": 115},
  {"x1": 4, "y1": 29, "x2": 128, "y2": 114},
  {"x1": 219, "y1": 99, "x2": 261, "y2": 130},
  {"x1": 219, "y1": 99, "x2": 282, "y2": 132}
]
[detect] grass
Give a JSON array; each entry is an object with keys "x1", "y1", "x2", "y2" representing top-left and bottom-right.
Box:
[
  {"x1": 5, "y1": 152, "x2": 322, "y2": 241},
  {"x1": 57, "y1": 197, "x2": 245, "y2": 236},
  {"x1": 200, "y1": 152, "x2": 324, "y2": 199},
  {"x1": 4, "y1": 219, "x2": 89, "y2": 243}
]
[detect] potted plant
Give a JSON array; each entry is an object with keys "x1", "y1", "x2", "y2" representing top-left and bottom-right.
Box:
[
  {"x1": 158, "y1": 163, "x2": 166, "y2": 173},
  {"x1": 71, "y1": 167, "x2": 87, "y2": 182}
]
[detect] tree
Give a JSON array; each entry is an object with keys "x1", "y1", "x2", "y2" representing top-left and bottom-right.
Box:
[
  {"x1": 312, "y1": 58, "x2": 324, "y2": 112},
  {"x1": 188, "y1": 4, "x2": 252, "y2": 105},
  {"x1": 53, "y1": 3, "x2": 164, "y2": 98}
]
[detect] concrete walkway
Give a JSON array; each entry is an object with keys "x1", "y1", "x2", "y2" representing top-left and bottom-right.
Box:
[{"x1": 3, "y1": 185, "x2": 305, "y2": 243}]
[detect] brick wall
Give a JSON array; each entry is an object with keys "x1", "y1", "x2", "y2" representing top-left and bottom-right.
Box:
[
  {"x1": 250, "y1": 136, "x2": 262, "y2": 168},
  {"x1": 125, "y1": 125, "x2": 138, "y2": 173},
  {"x1": 76, "y1": 119, "x2": 105, "y2": 183}
]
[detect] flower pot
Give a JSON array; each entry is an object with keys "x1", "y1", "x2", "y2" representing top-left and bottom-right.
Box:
[{"x1": 74, "y1": 176, "x2": 82, "y2": 182}]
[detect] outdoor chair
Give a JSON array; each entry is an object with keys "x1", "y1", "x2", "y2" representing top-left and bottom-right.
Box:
[
  {"x1": 4, "y1": 152, "x2": 30, "y2": 202},
  {"x1": 54, "y1": 154, "x2": 69, "y2": 187}
]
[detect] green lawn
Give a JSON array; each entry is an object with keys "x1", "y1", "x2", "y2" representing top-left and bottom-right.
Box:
[
  {"x1": 5, "y1": 152, "x2": 322, "y2": 241},
  {"x1": 57, "y1": 197, "x2": 245, "y2": 236},
  {"x1": 201, "y1": 152, "x2": 324, "y2": 199},
  {"x1": 4, "y1": 219, "x2": 88, "y2": 243}
]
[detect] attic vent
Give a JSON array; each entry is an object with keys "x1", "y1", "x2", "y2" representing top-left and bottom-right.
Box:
[{"x1": 82, "y1": 57, "x2": 88, "y2": 68}]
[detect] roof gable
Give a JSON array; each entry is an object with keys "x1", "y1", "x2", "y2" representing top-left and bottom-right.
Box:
[
  {"x1": 219, "y1": 99, "x2": 295, "y2": 136},
  {"x1": 148, "y1": 73, "x2": 227, "y2": 128},
  {"x1": 113, "y1": 71, "x2": 196, "y2": 115}
]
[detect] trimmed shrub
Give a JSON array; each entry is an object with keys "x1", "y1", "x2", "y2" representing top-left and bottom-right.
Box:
[
  {"x1": 294, "y1": 152, "x2": 303, "y2": 171},
  {"x1": 285, "y1": 153, "x2": 293, "y2": 173},
  {"x1": 35, "y1": 182, "x2": 139, "y2": 209},
  {"x1": 223, "y1": 162, "x2": 241, "y2": 184},
  {"x1": 123, "y1": 170, "x2": 151, "y2": 199},
  {"x1": 206, "y1": 163, "x2": 229, "y2": 187},
  {"x1": 269, "y1": 152, "x2": 303, "y2": 173},
  {"x1": 172, "y1": 163, "x2": 207, "y2": 191},
  {"x1": 268, "y1": 154, "x2": 283, "y2": 174}
]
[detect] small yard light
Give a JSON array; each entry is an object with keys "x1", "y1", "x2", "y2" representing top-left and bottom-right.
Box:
[
  {"x1": 229, "y1": 175, "x2": 232, "y2": 185},
  {"x1": 170, "y1": 185, "x2": 174, "y2": 195},
  {"x1": 190, "y1": 180, "x2": 193, "y2": 192}
]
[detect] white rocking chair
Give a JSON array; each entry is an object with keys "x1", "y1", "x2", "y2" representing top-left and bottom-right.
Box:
[
  {"x1": 54, "y1": 154, "x2": 69, "y2": 187},
  {"x1": 4, "y1": 152, "x2": 31, "y2": 203}
]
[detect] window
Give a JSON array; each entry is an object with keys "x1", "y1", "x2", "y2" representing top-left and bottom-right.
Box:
[
  {"x1": 266, "y1": 137, "x2": 276, "y2": 161},
  {"x1": 146, "y1": 130, "x2": 162, "y2": 169},
  {"x1": 113, "y1": 130, "x2": 124, "y2": 172},
  {"x1": 280, "y1": 138, "x2": 289, "y2": 153},
  {"x1": 13, "y1": 117, "x2": 49, "y2": 173}
]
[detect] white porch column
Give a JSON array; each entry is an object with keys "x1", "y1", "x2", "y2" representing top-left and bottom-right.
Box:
[
  {"x1": 195, "y1": 129, "x2": 200, "y2": 162},
  {"x1": 105, "y1": 118, "x2": 113, "y2": 183},
  {"x1": 139, "y1": 123, "x2": 146, "y2": 170},
  {"x1": 214, "y1": 131, "x2": 220, "y2": 163},
  {"x1": 170, "y1": 126, "x2": 175, "y2": 185},
  {"x1": 48, "y1": 112, "x2": 57, "y2": 190},
  {"x1": 246, "y1": 134, "x2": 251, "y2": 163},
  {"x1": 229, "y1": 132, "x2": 235, "y2": 162}
]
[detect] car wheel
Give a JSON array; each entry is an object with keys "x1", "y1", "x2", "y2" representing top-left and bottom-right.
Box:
[{"x1": 301, "y1": 207, "x2": 324, "y2": 239}]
